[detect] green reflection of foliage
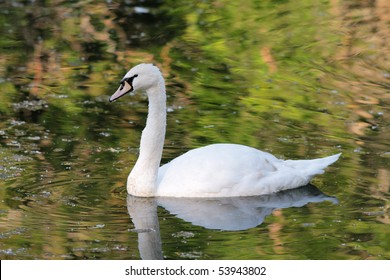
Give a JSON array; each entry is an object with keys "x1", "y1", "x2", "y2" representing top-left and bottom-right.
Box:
[
  {"x1": 165, "y1": 0, "x2": 347, "y2": 158},
  {"x1": 0, "y1": 0, "x2": 388, "y2": 260}
]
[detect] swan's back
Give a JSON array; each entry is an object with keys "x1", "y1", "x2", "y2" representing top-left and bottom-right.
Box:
[{"x1": 157, "y1": 144, "x2": 340, "y2": 197}]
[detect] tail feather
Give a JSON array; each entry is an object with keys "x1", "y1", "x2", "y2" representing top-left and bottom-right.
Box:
[{"x1": 284, "y1": 153, "x2": 341, "y2": 178}]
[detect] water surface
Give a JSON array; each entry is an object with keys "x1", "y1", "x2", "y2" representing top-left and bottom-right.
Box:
[{"x1": 0, "y1": 0, "x2": 389, "y2": 259}]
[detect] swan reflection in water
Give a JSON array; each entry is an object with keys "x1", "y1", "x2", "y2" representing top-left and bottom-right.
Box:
[{"x1": 126, "y1": 184, "x2": 338, "y2": 260}]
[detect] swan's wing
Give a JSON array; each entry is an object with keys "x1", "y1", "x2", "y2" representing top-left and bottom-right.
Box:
[{"x1": 157, "y1": 144, "x2": 281, "y2": 197}]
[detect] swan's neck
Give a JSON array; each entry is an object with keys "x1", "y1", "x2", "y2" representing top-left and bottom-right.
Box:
[{"x1": 128, "y1": 80, "x2": 166, "y2": 196}]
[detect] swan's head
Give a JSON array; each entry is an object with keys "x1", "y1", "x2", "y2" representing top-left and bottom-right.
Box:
[{"x1": 109, "y1": 63, "x2": 163, "y2": 102}]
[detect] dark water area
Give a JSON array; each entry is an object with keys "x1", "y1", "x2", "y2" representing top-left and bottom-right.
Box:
[{"x1": 0, "y1": 0, "x2": 389, "y2": 259}]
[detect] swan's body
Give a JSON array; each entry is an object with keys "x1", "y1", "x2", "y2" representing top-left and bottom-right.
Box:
[{"x1": 110, "y1": 63, "x2": 340, "y2": 197}]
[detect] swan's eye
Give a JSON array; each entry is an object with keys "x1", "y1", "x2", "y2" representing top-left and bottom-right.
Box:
[
  {"x1": 125, "y1": 74, "x2": 138, "y2": 84},
  {"x1": 121, "y1": 74, "x2": 138, "y2": 90}
]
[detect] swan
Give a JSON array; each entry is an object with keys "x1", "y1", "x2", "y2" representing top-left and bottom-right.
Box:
[{"x1": 109, "y1": 63, "x2": 340, "y2": 197}]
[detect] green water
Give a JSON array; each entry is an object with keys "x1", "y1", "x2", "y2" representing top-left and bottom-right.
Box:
[{"x1": 0, "y1": 0, "x2": 389, "y2": 260}]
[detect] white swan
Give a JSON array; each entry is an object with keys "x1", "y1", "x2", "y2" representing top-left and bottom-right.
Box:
[{"x1": 109, "y1": 63, "x2": 340, "y2": 197}]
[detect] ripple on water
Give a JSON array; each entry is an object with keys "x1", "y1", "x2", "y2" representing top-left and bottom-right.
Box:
[{"x1": 1, "y1": 173, "x2": 134, "y2": 259}]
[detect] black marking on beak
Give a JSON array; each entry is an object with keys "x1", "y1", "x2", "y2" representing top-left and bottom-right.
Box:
[{"x1": 109, "y1": 74, "x2": 138, "y2": 102}]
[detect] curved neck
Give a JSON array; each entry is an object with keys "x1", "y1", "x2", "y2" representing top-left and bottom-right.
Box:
[{"x1": 128, "y1": 79, "x2": 166, "y2": 196}]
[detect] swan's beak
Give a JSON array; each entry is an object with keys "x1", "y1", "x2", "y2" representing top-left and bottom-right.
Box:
[{"x1": 109, "y1": 81, "x2": 133, "y2": 102}]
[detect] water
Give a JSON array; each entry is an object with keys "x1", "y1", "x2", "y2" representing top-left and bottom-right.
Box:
[{"x1": 0, "y1": 0, "x2": 389, "y2": 260}]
